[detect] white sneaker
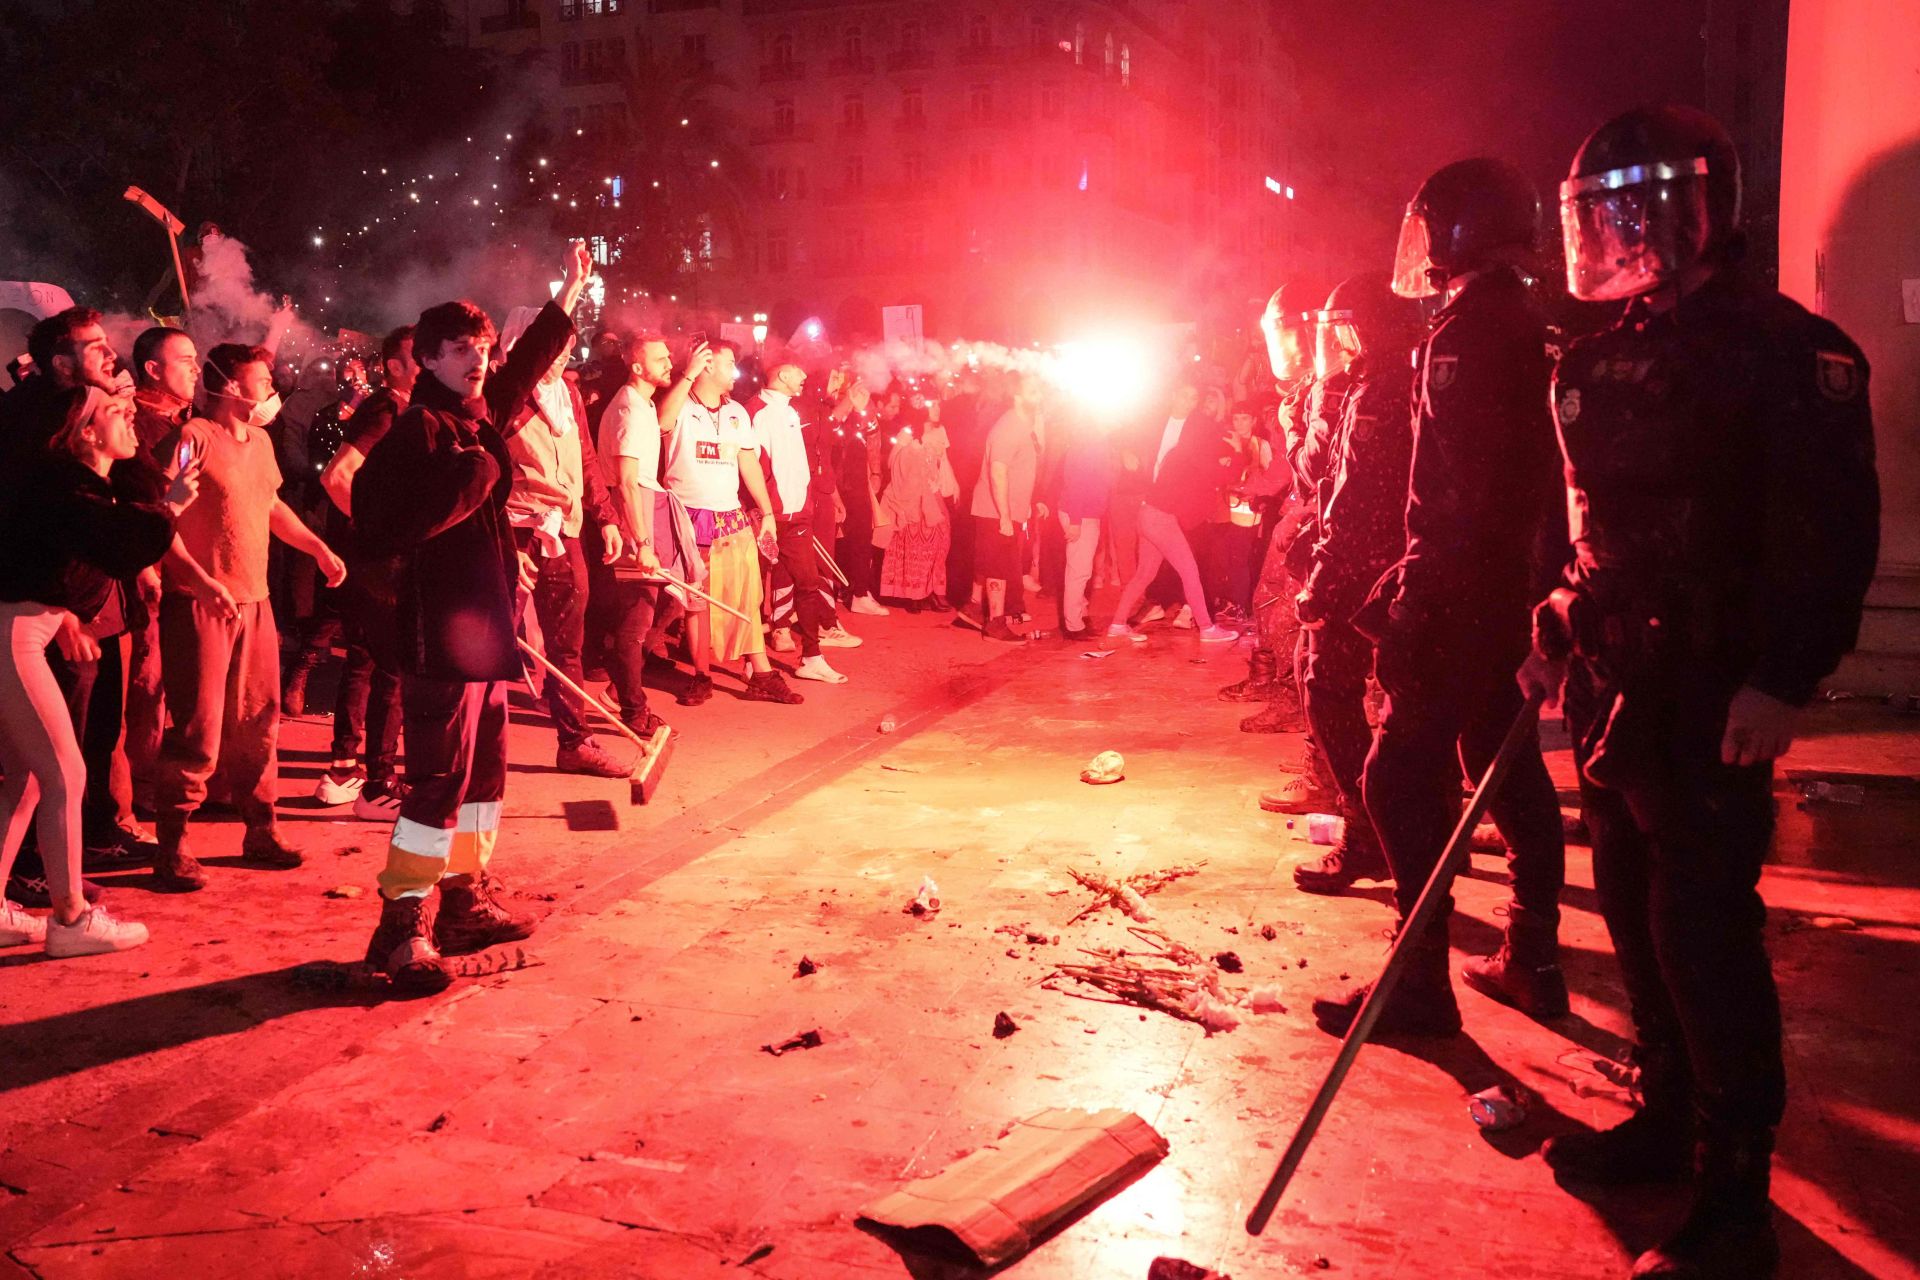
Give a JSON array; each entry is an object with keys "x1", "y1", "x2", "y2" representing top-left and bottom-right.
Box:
[
  {"x1": 1, "y1": 899, "x2": 47, "y2": 946},
  {"x1": 1135, "y1": 604, "x2": 1167, "y2": 625},
  {"x1": 353, "y1": 784, "x2": 406, "y2": 822},
  {"x1": 1199, "y1": 624, "x2": 1240, "y2": 643},
  {"x1": 1172, "y1": 605, "x2": 1196, "y2": 629},
  {"x1": 768, "y1": 626, "x2": 798, "y2": 653},
  {"x1": 794, "y1": 655, "x2": 848, "y2": 684},
  {"x1": 1106, "y1": 624, "x2": 1148, "y2": 644},
  {"x1": 1022, "y1": 574, "x2": 1043, "y2": 594},
  {"x1": 818, "y1": 625, "x2": 863, "y2": 649},
  {"x1": 45, "y1": 905, "x2": 149, "y2": 957},
  {"x1": 850, "y1": 595, "x2": 890, "y2": 617},
  {"x1": 314, "y1": 766, "x2": 366, "y2": 807}
]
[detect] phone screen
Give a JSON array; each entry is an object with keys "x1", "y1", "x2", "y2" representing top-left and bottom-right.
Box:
[{"x1": 177, "y1": 441, "x2": 192, "y2": 470}]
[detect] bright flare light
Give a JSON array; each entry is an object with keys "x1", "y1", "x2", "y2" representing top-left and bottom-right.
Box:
[{"x1": 1051, "y1": 336, "x2": 1153, "y2": 418}]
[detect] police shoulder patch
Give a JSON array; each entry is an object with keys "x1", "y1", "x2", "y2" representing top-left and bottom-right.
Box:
[
  {"x1": 1816, "y1": 350, "x2": 1860, "y2": 403},
  {"x1": 1557, "y1": 387, "x2": 1582, "y2": 425},
  {"x1": 1428, "y1": 354, "x2": 1459, "y2": 391}
]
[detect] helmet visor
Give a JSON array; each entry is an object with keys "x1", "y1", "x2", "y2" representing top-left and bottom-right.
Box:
[
  {"x1": 1311, "y1": 309, "x2": 1362, "y2": 379},
  {"x1": 1390, "y1": 208, "x2": 1438, "y2": 299},
  {"x1": 1560, "y1": 161, "x2": 1713, "y2": 301}
]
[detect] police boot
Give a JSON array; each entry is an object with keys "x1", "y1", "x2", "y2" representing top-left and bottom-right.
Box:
[
  {"x1": 1219, "y1": 648, "x2": 1281, "y2": 702},
  {"x1": 1632, "y1": 1131, "x2": 1779, "y2": 1278},
  {"x1": 1311, "y1": 919, "x2": 1460, "y2": 1038},
  {"x1": 1461, "y1": 903, "x2": 1569, "y2": 1019},
  {"x1": 1294, "y1": 816, "x2": 1391, "y2": 895},
  {"x1": 365, "y1": 893, "x2": 453, "y2": 995},
  {"x1": 1543, "y1": 1045, "x2": 1693, "y2": 1184},
  {"x1": 1239, "y1": 693, "x2": 1304, "y2": 734},
  {"x1": 435, "y1": 873, "x2": 537, "y2": 955}
]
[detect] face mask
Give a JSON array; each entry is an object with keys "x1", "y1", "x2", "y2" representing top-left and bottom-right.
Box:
[
  {"x1": 107, "y1": 368, "x2": 135, "y2": 396},
  {"x1": 244, "y1": 391, "x2": 283, "y2": 428}
]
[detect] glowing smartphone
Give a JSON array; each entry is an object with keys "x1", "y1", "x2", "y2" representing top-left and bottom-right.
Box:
[{"x1": 177, "y1": 441, "x2": 193, "y2": 470}]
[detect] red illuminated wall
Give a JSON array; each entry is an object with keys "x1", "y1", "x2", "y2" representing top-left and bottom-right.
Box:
[{"x1": 1780, "y1": 0, "x2": 1920, "y2": 689}]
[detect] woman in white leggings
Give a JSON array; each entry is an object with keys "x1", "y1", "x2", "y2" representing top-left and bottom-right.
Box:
[{"x1": 0, "y1": 386, "x2": 195, "y2": 956}]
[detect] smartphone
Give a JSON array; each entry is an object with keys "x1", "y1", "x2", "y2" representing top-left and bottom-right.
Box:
[{"x1": 176, "y1": 441, "x2": 193, "y2": 471}]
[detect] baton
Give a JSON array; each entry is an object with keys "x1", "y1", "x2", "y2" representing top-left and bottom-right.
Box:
[
  {"x1": 515, "y1": 637, "x2": 651, "y2": 751},
  {"x1": 812, "y1": 534, "x2": 850, "y2": 588},
  {"x1": 630, "y1": 568, "x2": 755, "y2": 626},
  {"x1": 1245, "y1": 687, "x2": 1547, "y2": 1235}
]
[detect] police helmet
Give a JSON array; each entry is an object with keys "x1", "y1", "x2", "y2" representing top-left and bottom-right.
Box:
[
  {"x1": 1311, "y1": 272, "x2": 1426, "y2": 378},
  {"x1": 1391, "y1": 158, "x2": 1541, "y2": 298}
]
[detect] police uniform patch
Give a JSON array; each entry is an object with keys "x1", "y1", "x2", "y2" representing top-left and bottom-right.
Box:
[
  {"x1": 1428, "y1": 355, "x2": 1458, "y2": 391},
  {"x1": 1558, "y1": 388, "x2": 1582, "y2": 425},
  {"x1": 1816, "y1": 350, "x2": 1860, "y2": 402}
]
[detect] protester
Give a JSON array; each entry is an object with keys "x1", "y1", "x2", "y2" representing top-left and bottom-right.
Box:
[
  {"x1": 833, "y1": 381, "x2": 888, "y2": 618},
  {"x1": 0, "y1": 387, "x2": 197, "y2": 955},
  {"x1": 967, "y1": 374, "x2": 1047, "y2": 643},
  {"x1": 151, "y1": 343, "x2": 347, "y2": 890},
  {"x1": 1050, "y1": 409, "x2": 1117, "y2": 641},
  {"x1": 498, "y1": 307, "x2": 627, "y2": 777},
  {"x1": 877, "y1": 422, "x2": 951, "y2": 614},
  {"x1": 660, "y1": 339, "x2": 802, "y2": 706}
]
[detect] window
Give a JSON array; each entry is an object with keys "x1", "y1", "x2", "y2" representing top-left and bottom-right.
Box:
[
  {"x1": 562, "y1": 41, "x2": 582, "y2": 77},
  {"x1": 844, "y1": 155, "x2": 865, "y2": 189},
  {"x1": 968, "y1": 83, "x2": 992, "y2": 123},
  {"x1": 968, "y1": 151, "x2": 992, "y2": 186},
  {"x1": 1121, "y1": 44, "x2": 1131, "y2": 86},
  {"x1": 967, "y1": 13, "x2": 990, "y2": 50},
  {"x1": 1040, "y1": 83, "x2": 1062, "y2": 118},
  {"x1": 901, "y1": 86, "x2": 924, "y2": 123},
  {"x1": 767, "y1": 234, "x2": 789, "y2": 273},
  {"x1": 770, "y1": 32, "x2": 795, "y2": 68},
  {"x1": 796, "y1": 167, "x2": 809, "y2": 198},
  {"x1": 842, "y1": 95, "x2": 865, "y2": 128},
  {"x1": 1073, "y1": 23, "x2": 1084, "y2": 64},
  {"x1": 683, "y1": 32, "x2": 707, "y2": 62},
  {"x1": 1029, "y1": 15, "x2": 1046, "y2": 49},
  {"x1": 770, "y1": 167, "x2": 791, "y2": 200},
  {"x1": 1104, "y1": 33, "x2": 1114, "y2": 71},
  {"x1": 899, "y1": 20, "x2": 922, "y2": 52},
  {"x1": 842, "y1": 26, "x2": 863, "y2": 61},
  {"x1": 903, "y1": 152, "x2": 925, "y2": 184},
  {"x1": 772, "y1": 99, "x2": 795, "y2": 134}
]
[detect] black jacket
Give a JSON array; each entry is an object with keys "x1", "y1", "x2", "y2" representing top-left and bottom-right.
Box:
[
  {"x1": 1302, "y1": 356, "x2": 1417, "y2": 624},
  {"x1": 1554, "y1": 269, "x2": 1879, "y2": 706},
  {"x1": 354, "y1": 302, "x2": 575, "y2": 681},
  {"x1": 0, "y1": 453, "x2": 174, "y2": 621}
]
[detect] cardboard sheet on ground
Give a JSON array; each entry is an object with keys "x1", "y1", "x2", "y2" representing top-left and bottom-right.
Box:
[{"x1": 858, "y1": 1107, "x2": 1168, "y2": 1266}]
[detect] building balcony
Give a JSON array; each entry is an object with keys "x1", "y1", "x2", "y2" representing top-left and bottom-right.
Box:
[
  {"x1": 895, "y1": 113, "x2": 928, "y2": 131},
  {"x1": 561, "y1": 65, "x2": 624, "y2": 85},
  {"x1": 887, "y1": 47, "x2": 936, "y2": 72},
  {"x1": 826, "y1": 54, "x2": 876, "y2": 76},
  {"x1": 749, "y1": 123, "x2": 816, "y2": 145},
  {"x1": 955, "y1": 43, "x2": 1001, "y2": 65},
  {"x1": 837, "y1": 118, "x2": 869, "y2": 137},
  {"x1": 758, "y1": 61, "x2": 807, "y2": 83},
  {"x1": 478, "y1": 8, "x2": 539, "y2": 33}
]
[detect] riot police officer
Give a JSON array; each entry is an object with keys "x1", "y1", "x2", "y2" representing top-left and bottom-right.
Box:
[
  {"x1": 1313, "y1": 157, "x2": 1570, "y2": 1036},
  {"x1": 1528, "y1": 105, "x2": 1879, "y2": 1279},
  {"x1": 1290, "y1": 274, "x2": 1425, "y2": 894}
]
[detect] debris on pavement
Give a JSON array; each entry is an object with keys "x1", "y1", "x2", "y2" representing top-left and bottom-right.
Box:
[
  {"x1": 323, "y1": 885, "x2": 363, "y2": 899},
  {"x1": 906, "y1": 875, "x2": 942, "y2": 916},
  {"x1": 451, "y1": 948, "x2": 542, "y2": 978},
  {"x1": 858, "y1": 1107, "x2": 1168, "y2": 1267},
  {"x1": 1213, "y1": 950, "x2": 1243, "y2": 973},
  {"x1": 1245, "y1": 985, "x2": 1287, "y2": 1013},
  {"x1": 1080, "y1": 648, "x2": 1113, "y2": 659},
  {"x1": 761, "y1": 1029, "x2": 825, "y2": 1056},
  {"x1": 1468, "y1": 1083, "x2": 1535, "y2": 1132},
  {"x1": 1781, "y1": 913, "x2": 1861, "y2": 933},
  {"x1": 738, "y1": 1243, "x2": 775, "y2": 1266},
  {"x1": 1066, "y1": 862, "x2": 1205, "y2": 924},
  {"x1": 794, "y1": 956, "x2": 818, "y2": 977},
  {"x1": 993, "y1": 1011, "x2": 1020, "y2": 1038},
  {"x1": 1149, "y1": 1258, "x2": 1231, "y2": 1280},
  {"x1": 290, "y1": 960, "x2": 390, "y2": 992},
  {"x1": 1305, "y1": 813, "x2": 1343, "y2": 845},
  {"x1": 1046, "y1": 945, "x2": 1242, "y2": 1033},
  {"x1": 427, "y1": 1113, "x2": 449, "y2": 1132},
  {"x1": 1470, "y1": 822, "x2": 1507, "y2": 852},
  {"x1": 878, "y1": 714, "x2": 898, "y2": 734},
  {"x1": 1080, "y1": 749, "x2": 1126, "y2": 785},
  {"x1": 1796, "y1": 779, "x2": 1866, "y2": 805},
  {"x1": 1260, "y1": 924, "x2": 1278, "y2": 941}
]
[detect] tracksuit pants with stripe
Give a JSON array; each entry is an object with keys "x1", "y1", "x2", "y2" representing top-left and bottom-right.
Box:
[{"x1": 377, "y1": 674, "x2": 506, "y2": 901}]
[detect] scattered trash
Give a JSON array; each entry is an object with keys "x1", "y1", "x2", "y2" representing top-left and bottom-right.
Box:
[
  {"x1": 1024, "y1": 931, "x2": 1058, "y2": 946},
  {"x1": 1080, "y1": 750, "x2": 1126, "y2": 785},
  {"x1": 1305, "y1": 813, "x2": 1343, "y2": 845},
  {"x1": 858, "y1": 1108, "x2": 1168, "y2": 1267},
  {"x1": 878, "y1": 714, "x2": 898, "y2": 734},
  {"x1": 1470, "y1": 822, "x2": 1507, "y2": 852},
  {"x1": 1213, "y1": 951, "x2": 1243, "y2": 973},
  {"x1": 1245, "y1": 985, "x2": 1287, "y2": 1014},
  {"x1": 1066, "y1": 862, "x2": 1205, "y2": 924},
  {"x1": 452, "y1": 948, "x2": 542, "y2": 978},
  {"x1": 1080, "y1": 649, "x2": 1113, "y2": 660},
  {"x1": 906, "y1": 875, "x2": 942, "y2": 916},
  {"x1": 290, "y1": 959, "x2": 389, "y2": 991},
  {"x1": 1782, "y1": 913, "x2": 1860, "y2": 933},
  {"x1": 1296, "y1": 958, "x2": 1309, "y2": 969},
  {"x1": 794, "y1": 956, "x2": 818, "y2": 978},
  {"x1": 1468, "y1": 1083, "x2": 1535, "y2": 1132},
  {"x1": 1048, "y1": 935, "x2": 1242, "y2": 1034},
  {"x1": 334, "y1": 844, "x2": 363, "y2": 857},
  {"x1": 1259, "y1": 924, "x2": 1278, "y2": 941},
  {"x1": 427, "y1": 1113, "x2": 449, "y2": 1133},
  {"x1": 993, "y1": 1012, "x2": 1020, "y2": 1039},
  {"x1": 762, "y1": 1029, "x2": 825, "y2": 1056},
  {"x1": 1312, "y1": 1257, "x2": 1331, "y2": 1271},
  {"x1": 1797, "y1": 780, "x2": 1866, "y2": 805},
  {"x1": 1149, "y1": 1259, "x2": 1231, "y2": 1280},
  {"x1": 738, "y1": 1244, "x2": 775, "y2": 1267},
  {"x1": 323, "y1": 885, "x2": 363, "y2": 899}
]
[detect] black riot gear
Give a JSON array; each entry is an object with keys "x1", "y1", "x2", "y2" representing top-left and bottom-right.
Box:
[
  {"x1": 1391, "y1": 157, "x2": 1540, "y2": 298},
  {"x1": 1561, "y1": 104, "x2": 1744, "y2": 302}
]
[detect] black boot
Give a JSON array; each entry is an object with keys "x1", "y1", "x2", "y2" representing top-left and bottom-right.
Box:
[
  {"x1": 365, "y1": 892, "x2": 453, "y2": 994},
  {"x1": 1461, "y1": 903, "x2": 1569, "y2": 1018},
  {"x1": 1544, "y1": 1045, "x2": 1693, "y2": 1184},
  {"x1": 1294, "y1": 818, "x2": 1391, "y2": 895},
  {"x1": 435, "y1": 874, "x2": 537, "y2": 955},
  {"x1": 1240, "y1": 694, "x2": 1305, "y2": 733},
  {"x1": 1312, "y1": 919, "x2": 1460, "y2": 1038},
  {"x1": 1220, "y1": 648, "x2": 1281, "y2": 702},
  {"x1": 1632, "y1": 1132, "x2": 1779, "y2": 1278}
]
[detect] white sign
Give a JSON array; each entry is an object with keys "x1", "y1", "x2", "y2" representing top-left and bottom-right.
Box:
[
  {"x1": 1902, "y1": 278, "x2": 1920, "y2": 325},
  {"x1": 882, "y1": 304, "x2": 924, "y2": 345}
]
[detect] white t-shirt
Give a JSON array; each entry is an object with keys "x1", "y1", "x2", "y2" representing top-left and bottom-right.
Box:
[
  {"x1": 1153, "y1": 416, "x2": 1186, "y2": 480},
  {"x1": 748, "y1": 389, "x2": 809, "y2": 516},
  {"x1": 663, "y1": 395, "x2": 756, "y2": 513},
  {"x1": 597, "y1": 383, "x2": 663, "y2": 493}
]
